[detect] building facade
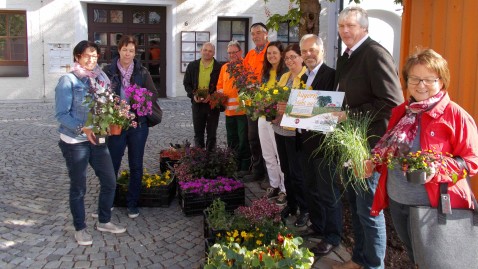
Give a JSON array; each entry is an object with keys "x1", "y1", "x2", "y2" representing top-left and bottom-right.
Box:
[{"x1": 0, "y1": 0, "x2": 400, "y2": 100}]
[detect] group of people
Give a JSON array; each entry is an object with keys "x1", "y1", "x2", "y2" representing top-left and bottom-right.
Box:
[
  {"x1": 55, "y1": 5, "x2": 478, "y2": 268},
  {"x1": 182, "y1": 6, "x2": 478, "y2": 269},
  {"x1": 55, "y1": 35, "x2": 158, "y2": 245}
]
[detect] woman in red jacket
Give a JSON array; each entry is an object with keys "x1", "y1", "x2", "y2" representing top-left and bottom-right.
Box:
[{"x1": 370, "y1": 49, "x2": 478, "y2": 265}]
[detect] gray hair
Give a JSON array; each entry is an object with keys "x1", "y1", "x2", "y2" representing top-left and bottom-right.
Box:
[
  {"x1": 299, "y1": 34, "x2": 324, "y2": 49},
  {"x1": 338, "y1": 6, "x2": 369, "y2": 31},
  {"x1": 227, "y1": 40, "x2": 242, "y2": 51},
  {"x1": 201, "y1": 42, "x2": 215, "y2": 51}
]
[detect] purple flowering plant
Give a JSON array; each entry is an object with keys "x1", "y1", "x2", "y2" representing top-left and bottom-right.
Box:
[
  {"x1": 179, "y1": 177, "x2": 243, "y2": 195},
  {"x1": 124, "y1": 84, "x2": 153, "y2": 116}
]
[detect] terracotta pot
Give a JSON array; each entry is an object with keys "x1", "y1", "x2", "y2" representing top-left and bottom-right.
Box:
[
  {"x1": 109, "y1": 124, "x2": 122, "y2": 135},
  {"x1": 406, "y1": 170, "x2": 427, "y2": 184}
]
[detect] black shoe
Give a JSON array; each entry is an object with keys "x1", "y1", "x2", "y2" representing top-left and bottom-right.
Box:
[
  {"x1": 311, "y1": 241, "x2": 336, "y2": 256},
  {"x1": 294, "y1": 212, "x2": 309, "y2": 227},
  {"x1": 280, "y1": 206, "x2": 298, "y2": 221}
]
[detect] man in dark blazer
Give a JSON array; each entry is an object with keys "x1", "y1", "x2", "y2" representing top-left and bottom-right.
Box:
[
  {"x1": 183, "y1": 42, "x2": 223, "y2": 151},
  {"x1": 296, "y1": 34, "x2": 341, "y2": 256},
  {"x1": 332, "y1": 6, "x2": 404, "y2": 269}
]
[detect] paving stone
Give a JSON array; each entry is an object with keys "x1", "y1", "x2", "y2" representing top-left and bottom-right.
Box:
[{"x1": 0, "y1": 98, "x2": 349, "y2": 269}]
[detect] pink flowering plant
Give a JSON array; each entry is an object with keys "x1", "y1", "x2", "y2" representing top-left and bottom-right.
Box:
[
  {"x1": 179, "y1": 177, "x2": 244, "y2": 195},
  {"x1": 125, "y1": 84, "x2": 153, "y2": 116},
  {"x1": 110, "y1": 96, "x2": 137, "y2": 129}
]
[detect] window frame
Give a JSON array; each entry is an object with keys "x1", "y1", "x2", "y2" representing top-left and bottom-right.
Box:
[
  {"x1": 0, "y1": 10, "x2": 28, "y2": 77},
  {"x1": 216, "y1": 17, "x2": 249, "y2": 64}
]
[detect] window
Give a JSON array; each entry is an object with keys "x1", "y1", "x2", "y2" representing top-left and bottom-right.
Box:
[
  {"x1": 0, "y1": 10, "x2": 28, "y2": 77},
  {"x1": 217, "y1": 18, "x2": 249, "y2": 63},
  {"x1": 277, "y1": 22, "x2": 299, "y2": 47}
]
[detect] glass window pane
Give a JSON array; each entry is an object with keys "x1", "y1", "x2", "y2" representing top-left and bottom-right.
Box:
[
  {"x1": 0, "y1": 38, "x2": 6, "y2": 60},
  {"x1": 148, "y1": 34, "x2": 160, "y2": 44},
  {"x1": 94, "y1": 32, "x2": 107, "y2": 45},
  {"x1": 11, "y1": 37, "x2": 26, "y2": 60},
  {"x1": 217, "y1": 41, "x2": 228, "y2": 62},
  {"x1": 277, "y1": 35, "x2": 288, "y2": 42},
  {"x1": 110, "y1": 33, "x2": 122, "y2": 46},
  {"x1": 232, "y1": 21, "x2": 246, "y2": 35},
  {"x1": 278, "y1": 23, "x2": 288, "y2": 36},
  {"x1": 135, "y1": 33, "x2": 145, "y2": 46},
  {"x1": 110, "y1": 46, "x2": 118, "y2": 59},
  {"x1": 9, "y1": 14, "x2": 26, "y2": 36},
  {"x1": 0, "y1": 15, "x2": 6, "y2": 36},
  {"x1": 217, "y1": 21, "x2": 231, "y2": 40},
  {"x1": 99, "y1": 47, "x2": 106, "y2": 61},
  {"x1": 93, "y1": 9, "x2": 107, "y2": 23},
  {"x1": 132, "y1": 11, "x2": 146, "y2": 24},
  {"x1": 232, "y1": 34, "x2": 245, "y2": 41},
  {"x1": 149, "y1": 11, "x2": 160, "y2": 24},
  {"x1": 289, "y1": 25, "x2": 299, "y2": 42},
  {"x1": 110, "y1": 10, "x2": 123, "y2": 23}
]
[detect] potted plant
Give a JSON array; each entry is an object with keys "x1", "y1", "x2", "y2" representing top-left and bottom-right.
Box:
[
  {"x1": 317, "y1": 111, "x2": 376, "y2": 191},
  {"x1": 159, "y1": 140, "x2": 190, "y2": 172},
  {"x1": 205, "y1": 233, "x2": 314, "y2": 269},
  {"x1": 114, "y1": 168, "x2": 176, "y2": 207},
  {"x1": 125, "y1": 84, "x2": 154, "y2": 117},
  {"x1": 178, "y1": 177, "x2": 245, "y2": 216},
  {"x1": 174, "y1": 147, "x2": 237, "y2": 182},
  {"x1": 109, "y1": 96, "x2": 137, "y2": 135},
  {"x1": 208, "y1": 91, "x2": 228, "y2": 112}
]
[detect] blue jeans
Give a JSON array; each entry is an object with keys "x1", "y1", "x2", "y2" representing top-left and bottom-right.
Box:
[
  {"x1": 59, "y1": 140, "x2": 116, "y2": 231},
  {"x1": 108, "y1": 122, "x2": 149, "y2": 209},
  {"x1": 346, "y1": 172, "x2": 386, "y2": 269},
  {"x1": 300, "y1": 155, "x2": 342, "y2": 246}
]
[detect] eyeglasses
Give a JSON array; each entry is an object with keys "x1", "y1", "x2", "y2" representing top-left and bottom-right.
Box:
[
  {"x1": 284, "y1": 55, "x2": 299, "y2": 61},
  {"x1": 81, "y1": 54, "x2": 98, "y2": 60},
  {"x1": 407, "y1": 76, "x2": 440, "y2": 86},
  {"x1": 227, "y1": 50, "x2": 240, "y2": 55}
]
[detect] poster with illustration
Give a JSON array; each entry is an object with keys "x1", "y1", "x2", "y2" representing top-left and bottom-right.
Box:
[{"x1": 280, "y1": 89, "x2": 345, "y2": 132}]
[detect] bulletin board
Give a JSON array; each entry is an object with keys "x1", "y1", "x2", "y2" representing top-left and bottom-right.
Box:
[
  {"x1": 48, "y1": 43, "x2": 72, "y2": 73},
  {"x1": 180, "y1": 31, "x2": 210, "y2": 73}
]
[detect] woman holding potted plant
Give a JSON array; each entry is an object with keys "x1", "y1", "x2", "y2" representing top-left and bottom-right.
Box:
[
  {"x1": 55, "y1": 40, "x2": 126, "y2": 246},
  {"x1": 103, "y1": 35, "x2": 159, "y2": 219},
  {"x1": 370, "y1": 49, "x2": 478, "y2": 267}
]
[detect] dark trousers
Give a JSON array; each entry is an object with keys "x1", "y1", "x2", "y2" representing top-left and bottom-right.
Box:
[
  {"x1": 247, "y1": 116, "x2": 265, "y2": 176},
  {"x1": 300, "y1": 154, "x2": 343, "y2": 246},
  {"x1": 107, "y1": 122, "x2": 149, "y2": 209},
  {"x1": 275, "y1": 133, "x2": 308, "y2": 213},
  {"x1": 192, "y1": 103, "x2": 220, "y2": 151},
  {"x1": 226, "y1": 115, "x2": 251, "y2": 171}
]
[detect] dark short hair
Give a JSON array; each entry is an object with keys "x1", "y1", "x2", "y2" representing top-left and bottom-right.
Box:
[
  {"x1": 117, "y1": 35, "x2": 138, "y2": 50},
  {"x1": 250, "y1": 22, "x2": 268, "y2": 32},
  {"x1": 73, "y1": 40, "x2": 99, "y2": 62}
]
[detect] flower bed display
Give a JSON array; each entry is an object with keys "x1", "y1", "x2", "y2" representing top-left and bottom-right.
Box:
[
  {"x1": 178, "y1": 177, "x2": 245, "y2": 216},
  {"x1": 114, "y1": 169, "x2": 176, "y2": 207}
]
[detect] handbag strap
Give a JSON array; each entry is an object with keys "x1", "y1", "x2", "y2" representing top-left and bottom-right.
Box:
[{"x1": 439, "y1": 157, "x2": 478, "y2": 225}]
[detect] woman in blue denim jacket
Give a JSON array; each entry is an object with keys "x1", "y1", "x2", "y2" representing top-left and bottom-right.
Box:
[
  {"x1": 55, "y1": 40, "x2": 126, "y2": 246},
  {"x1": 102, "y1": 35, "x2": 158, "y2": 219}
]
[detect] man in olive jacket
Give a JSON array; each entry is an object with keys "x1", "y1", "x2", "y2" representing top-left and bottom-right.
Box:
[{"x1": 183, "y1": 42, "x2": 223, "y2": 151}]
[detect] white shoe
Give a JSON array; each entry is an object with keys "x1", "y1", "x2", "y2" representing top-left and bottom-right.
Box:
[
  {"x1": 95, "y1": 222, "x2": 126, "y2": 234},
  {"x1": 75, "y1": 229, "x2": 93, "y2": 246}
]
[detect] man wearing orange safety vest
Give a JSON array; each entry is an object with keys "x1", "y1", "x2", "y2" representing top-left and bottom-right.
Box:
[
  {"x1": 217, "y1": 40, "x2": 251, "y2": 173},
  {"x1": 242, "y1": 22, "x2": 270, "y2": 183}
]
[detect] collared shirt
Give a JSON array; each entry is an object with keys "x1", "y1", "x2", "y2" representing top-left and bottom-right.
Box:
[
  {"x1": 347, "y1": 34, "x2": 369, "y2": 56},
  {"x1": 198, "y1": 59, "x2": 213, "y2": 89},
  {"x1": 305, "y1": 62, "x2": 323, "y2": 88}
]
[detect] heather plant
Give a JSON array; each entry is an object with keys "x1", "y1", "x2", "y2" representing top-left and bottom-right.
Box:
[
  {"x1": 178, "y1": 177, "x2": 243, "y2": 195},
  {"x1": 174, "y1": 147, "x2": 237, "y2": 182}
]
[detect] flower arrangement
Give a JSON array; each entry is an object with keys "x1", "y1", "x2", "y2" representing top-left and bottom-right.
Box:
[
  {"x1": 208, "y1": 91, "x2": 228, "y2": 110},
  {"x1": 226, "y1": 60, "x2": 260, "y2": 94},
  {"x1": 125, "y1": 84, "x2": 153, "y2": 116},
  {"x1": 317, "y1": 111, "x2": 376, "y2": 191},
  {"x1": 379, "y1": 150, "x2": 467, "y2": 184},
  {"x1": 117, "y1": 169, "x2": 173, "y2": 189},
  {"x1": 205, "y1": 233, "x2": 314, "y2": 269},
  {"x1": 84, "y1": 82, "x2": 116, "y2": 136},
  {"x1": 178, "y1": 177, "x2": 243, "y2": 195},
  {"x1": 235, "y1": 197, "x2": 282, "y2": 226},
  {"x1": 110, "y1": 96, "x2": 137, "y2": 129},
  {"x1": 194, "y1": 87, "x2": 209, "y2": 101},
  {"x1": 174, "y1": 147, "x2": 237, "y2": 182}
]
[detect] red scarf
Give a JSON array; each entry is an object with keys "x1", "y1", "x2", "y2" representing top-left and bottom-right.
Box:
[{"x1": 372, "y1": 90, "x2": 446, "y2": 158}]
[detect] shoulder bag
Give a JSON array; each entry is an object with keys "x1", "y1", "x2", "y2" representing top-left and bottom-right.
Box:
[
  {"x1": 146, "y1": 99, "x2": 162, "y2": 127},
  {"x1": 409, "y1": 157, "x2": 478, "y2": 269}
]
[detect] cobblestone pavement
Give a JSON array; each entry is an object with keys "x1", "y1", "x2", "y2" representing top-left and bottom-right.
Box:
[{"x1": 0, "y1": 97, "x2": 349, "y2": 268}]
